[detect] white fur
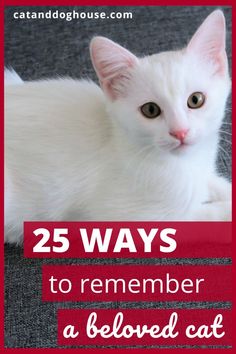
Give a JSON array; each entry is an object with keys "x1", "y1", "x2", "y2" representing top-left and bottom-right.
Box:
[
  {"x1": 5, "y1": 10, "x2": 232, "y2": 244},
  {"x1": 5, "y1": 68, "x2": 23, "y2": 85}
]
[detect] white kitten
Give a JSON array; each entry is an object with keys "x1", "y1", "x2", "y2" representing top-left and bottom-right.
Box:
[{"x1": 5, "y1": 10, "x2": 232, "y2": 244}]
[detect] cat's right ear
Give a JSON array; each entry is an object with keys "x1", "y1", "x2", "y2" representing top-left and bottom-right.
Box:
[
  {"x1": 90, "y1": 36, "x2": 138, "y2": 100},
  {"x1": 186, "y1": 10, "x2": 228, "y2": 76}
]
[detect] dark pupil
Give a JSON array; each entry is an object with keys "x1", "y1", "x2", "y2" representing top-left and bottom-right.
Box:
[
  {"x1": 192, "y1": 95, "x2": 198, "y2": 105},
  {"x1": 149, "y1": 104, "x2": 155, "y2": 115}
]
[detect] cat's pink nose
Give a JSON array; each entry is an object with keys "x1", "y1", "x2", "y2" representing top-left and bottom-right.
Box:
[{"x1": 169, "y1": 129, "x2": 189, "y2": 142}]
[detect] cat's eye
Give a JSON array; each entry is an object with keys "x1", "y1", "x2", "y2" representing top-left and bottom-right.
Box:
[
  {"x1": 187, "y1": 92, "x2": 205, "y2": 109},
  {"x1": 140, "y1": 102, "x2": 161, "y2": 119}
]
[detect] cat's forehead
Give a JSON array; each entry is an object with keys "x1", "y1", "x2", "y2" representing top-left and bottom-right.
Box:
[
  {"x1": 142, "y1": 50, "x2": 194, "y2": 78},
  {"x1": 148, "y1": 50, "x2": 184, "y2": 64},
  {"x1": 136, "y1": 50, "x2": 210, "y2": 95}
]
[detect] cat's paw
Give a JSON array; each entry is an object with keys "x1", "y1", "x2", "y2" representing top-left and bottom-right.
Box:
[
  {"x1": 195, "y1": 200, "x2": 232, "y2": 221},
  {"x1": 208, "y1": 175, "x2": 231, "y2": 202}
]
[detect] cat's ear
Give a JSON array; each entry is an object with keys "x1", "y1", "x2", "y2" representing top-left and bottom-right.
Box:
[
  {"x1": 90, "y1": 36, "x2": 138, "y2": 99},
  {"x1": 186, "y1": 10, "x2": 228, "y2": 75}
]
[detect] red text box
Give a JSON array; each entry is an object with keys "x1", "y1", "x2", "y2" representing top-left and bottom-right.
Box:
[
  {"x1": 57, "y1": 309, "x2": 232, "y2": 346},
  {"x1": 24, "y1": 222, "x2": 232, "y2": 258},
  {"x1": 42, "y1": 265, "x2": 232, "y2": 302}
]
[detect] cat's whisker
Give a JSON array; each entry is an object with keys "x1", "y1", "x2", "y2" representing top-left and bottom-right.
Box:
[
  {"x1": 218, "y1": 145, "x2": 231, "y2": 160},
  {"x1": 217, "y1": 150, "x2": 231, "y2": 177},
  {"x1": 219, "y1": 130, "x2": 232, "y2": 136},
  {"x1": 218, "y1": 153, "x2": 226, "y2": 170},
  {"x1": 127, "y1": 144, "x2": 155, "y2": 171},
  {"x1": 220, "y1": 137, "x2": 232, "y2": 145},
  {"x1": 156, "y1": 139, "x2": 176, "y2": 150},
  {"x1": 221, "y1": 121, "x2": 232, "y2": 125},
  {"x1": 134, "y1": 144, "x2": 155, "y2": 159}
]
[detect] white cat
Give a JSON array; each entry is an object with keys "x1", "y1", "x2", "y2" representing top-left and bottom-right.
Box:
[{"x1": 5, "y1": 10, "x2": 232, "y2": 244}]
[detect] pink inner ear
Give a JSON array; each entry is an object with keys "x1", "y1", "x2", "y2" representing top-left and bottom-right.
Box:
[
  {"x1": 186, "y1": 10, "x2": 227, "y2": 75},
  {"x1": 90, "y1": 37, "x2": 138, "y2": 99},
  {"x1": 215, "y1": 50, "x2": 228, "y2": 75},
  {"x1": 97, "y1": 51, "x2": 135, "y2": 81}
]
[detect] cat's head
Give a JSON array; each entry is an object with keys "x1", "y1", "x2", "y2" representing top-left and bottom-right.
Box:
[{"x1": 90, "y1": 10, "x2": 231, "y2": 156}]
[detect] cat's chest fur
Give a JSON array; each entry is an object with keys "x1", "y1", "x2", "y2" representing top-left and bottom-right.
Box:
[{"x1": 86, "y1": 150, "x2": 209, "y2": 221}]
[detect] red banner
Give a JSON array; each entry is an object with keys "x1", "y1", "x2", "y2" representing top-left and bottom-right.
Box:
[
  {"x1": 24, "y1": 221, "x2": 231, "y2": 258},
  {"x1": 57, "y1": 309, "x2": 232, "y2": 346},
  {"x1": 42, "y1": 265, "x2": 232, "y2": 302}
]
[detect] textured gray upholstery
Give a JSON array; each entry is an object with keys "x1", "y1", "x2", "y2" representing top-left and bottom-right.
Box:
[{"x1": 4, "y1": 6, "x2": 232, "y2": 348}]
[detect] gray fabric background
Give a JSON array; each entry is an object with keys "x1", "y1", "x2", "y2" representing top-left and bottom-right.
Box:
[{"x1": 4, "y1": 6, "x2": 232, "y2": 348}]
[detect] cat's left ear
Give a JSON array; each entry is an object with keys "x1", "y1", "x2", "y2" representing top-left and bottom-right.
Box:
[
  {"x1": 90, "y1": 36, "x2": 138, "y2": 100},
  {"x1": 186, "y1": 10, "x2": 228, "y2": 75}
]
